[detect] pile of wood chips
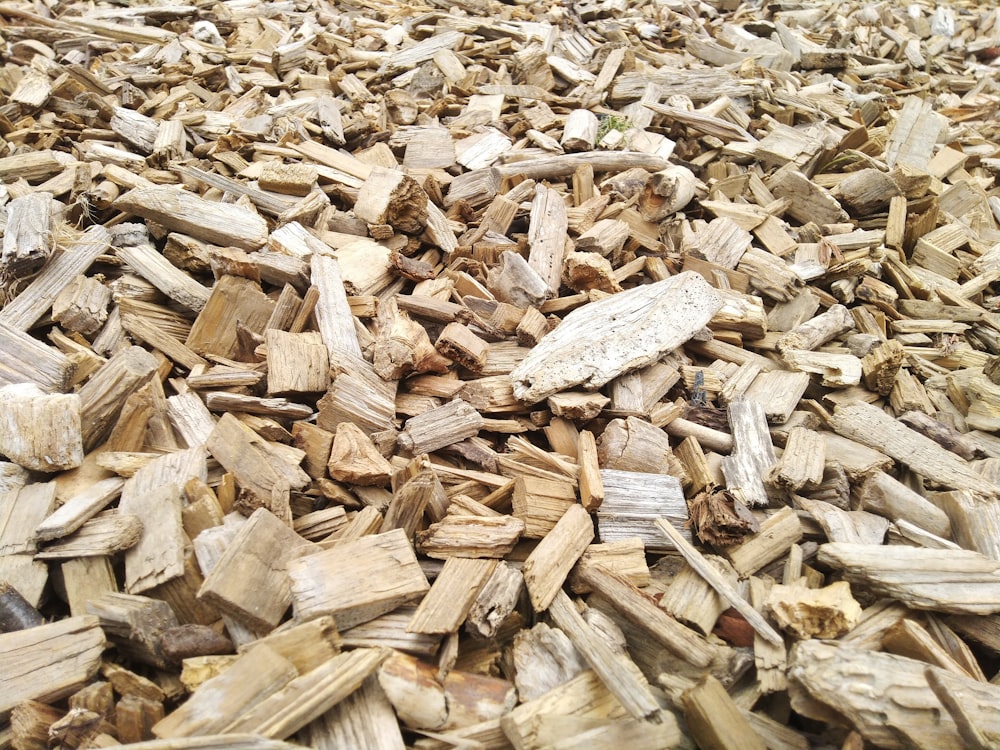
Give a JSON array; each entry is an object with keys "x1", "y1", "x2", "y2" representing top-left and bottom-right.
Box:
[{"x1": 5, "y1": 0, "x2": 1000, "y2": 746}]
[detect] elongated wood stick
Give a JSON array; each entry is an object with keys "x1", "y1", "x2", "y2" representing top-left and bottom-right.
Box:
[
  {"x1": 547, "y1": 590, "x2": 662, "y2": 721},
  {"x1": 92, "y1": 735, "x2": 305, "y2": 750},
  {"x1": 654, "y1": 518, "x2": 783, "y2": 645}
]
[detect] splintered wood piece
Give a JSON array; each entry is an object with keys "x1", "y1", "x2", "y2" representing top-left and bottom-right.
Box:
[
  {"x1": 571, "y1": 539, "x2": 650, "y2": 594},
  {"x1": 457, "y1": 374, "x2": 521, "y2": 413},
  {"x1": 766, "y1": 580, "x2": 862, "y2": 639},
  {"x1": 110, "y1": 106, "x2": 157, "y2": 153},
  {"x1": 828, "y1": 401, "x2": 997, "y2": 497},
  {"x1": 223, "y1": 647, "x2": 389, "y2": 739},
  {"x1": 522, "y1": 503, "x2": 594, "y2": 612},
  {"x1": 407, "y1": 557, "x2": 497, "y2": 635},
  {"x1": 11, "y1": 700, "x2": 65, "y2": 749},
  {"x1": 289, "y1": 529, "x2": 430, "y2": 629},
  {"x1": 598, "y1": 416, "x2": 687, "y2": 481},
  {"x1": 578, "y1": 430, "x2": 604, "y2": 511},
  {"x1": 660, "y1": 555, "x2": 735, "y2": 636},
  {"x1": 710, "y1": 289, "x2": 766, "y2": 340},
  {"x1": 167, "y1": 392, "x2": 217, "y2": 449},
  {"x1": 789, "y1": 640, "x2": 1000, "y2": 750},
  {"x1": 546, "y1": 392, "x2": 608, "y2": 422},
  {"x1": 377, "y1": 649, "x2": 515, "y2": 731},
  {"x1": 512, "y1": 475, "x2": 577, "y2": 539},
  {"x1": 577, "y1": 563, "x2": 720, "y2": 670},
  {"x1": 0, "y1": 384, "x2": 82, "y2": 472},
  {"x1": 654, "y1": 518, "x2": 783, "y2": 645},
  {"x1": 797, "y1": 497, "x2": 890, "y2": 545},
  {"x1": 120, "y1": 449, "x2": 205, "y2": 594},
  {"x1": 292, "y1": 422, "x2": 334, "y2": 480},
  {"x1": 857, "y1": 472, "x2": 951, "y2": 538},
  {"x1": 547, "y1": 591, "x2": 663, "y2": 721},
  {"x1": 259, "y1": 162, "x2": 317, "y2": 197},
  {"x1": 767, "y1": 167, "x2": 848, "y2": 225},
  {"x1": 686, "y1": 216, "x2": 755, "y2": 269},
  {"x1": 756, "y1": 249, "x2": 818, "y2": 304},
  {"x1": 416, "y1": 515, "x2": 524, "y2": 560},
  {"x1": 152, "y1": 645, "x2": 298, "y2": 738},
  {"x1": 0, "y1": 225, "x2": 110, "y2": 331},
  {"x1": 374, "y1": 297, "x2": 451, "y2": 380},
  {"x1": 746, "y1": 576, "x2": 787, "y2": 696},
  {"x1": 882, "y1": 618, "x2": 982, "y2": 681},
  {"x1": 398, "y1": 400, "x2": 485, "y2": 455},
  {"x1": 265, "y1": 330, "x2": 329, "y2": 395},
  {"x1": 312, "y1": 256, "x2": 362, "y2": 360},
  {"x1": 119, "y1": 476, "x2": 181, "y2": 580},
  {"x1": 527, "y1": 184, "x2": 569, "y2": 297},
  {"x1": 767, "y1": 426, "x2": 825, "y2": 491},
  {"x1": 561, "y1": 109, "x2": 599, "y2": 151},
  {"x1": 487, "y1": 250, "x2": 549, "y2": 308},
  {"x1": 924, "y1": 668, "x2": 995, "y2": 750},
  {"x1": 862, "y1": 339, "x2": 905, "y2": 395},
  {"x1": 328, "y1": 422, "x2": 393, "y2": 487},
  {"x1": 198, "y1": 508, "x2": 314, "y2": 632},
  {"x1": 51, "y1": 274, "x2": 111, "y2": 335},
  {"x1": 682, "y1": 675, "x2": 767, "y2": 750},
  {"x1": 2, "y1": 192, "x2": 55, "y2": 280},
  {"x1": 899, "y1": 411, "x2": 984, "y2": 462},
  {"x1": 0, "y1": 321, "x2": 75, "y2": 392},
  {"x1": 353, "y1": 167, "x2": 428, "y2": 234},
  {"x1": 575, "y1": 219, "x2": 630, "y2": 258},
  {"x1": 466, "y1": 561, "x2": 523, "y2": 639},
  {"x1": 1, "y1": 481, "x2": 55, "y2": 556},
  {"x1": 338, "y1": 606, "x2": 439, "y2": 657},
  {"x1": 501, "y1": 669, "x2": 629, "y2": 748},
  {"x1": 720, "y1": 506, "x2": 803, "y2": 576},
  {"x1": 85, "y1": 591, "x2": 178, "y2": 668},
  {"x1": 384, "y1": 454, "x2": 447, "y2": 532},
  {"x1": 721, "y1": 396, "x2": 777, "y2": 508},
  {"x1": 116, "y1": 232, "x2": 211, "y2": 313},
  {"x1": 114, "y1": 187, "x2": 268, "y2": 250},
  {"x1": 116, "y1": 693, "x2": 164, "y2": 743},
  {"x1": 206, "y1": 413, "x2": 289, "y2": 519},
  {"x1": 305, "y1": 675, "x2": 404, "y2": 750},
  {"x1": 513, "y1": 621, "x2": 587, "y2": 702},
  {"x1": 511, "y1": 272, "x2": 722, "y2": 403},
  {"x1": 33, "y1": 511, "x2": 142, "y2": 559},
  {"x1": 239, "y1": 616, "x2": 342, "y2": 676},
  {"x1": 186, "y1": 275, "x2": 275, "y2": 360},
  {"x1": 0, "y1": 615, "x2": 106, "y2": 716},
  {"x1": 149, "y1": 117, "x2": 187, "y2": 167},
  {"x1": 435, "y1": 323, "x2": 489, "y2": 373},
  {"x1": 775, "y1": 304, "x2": 854, "y2": 353},
  {"x1": 181, "y1": 478, "x2": 224, "y2": 539},
  {"x1": 782, "y1": 349, "x2": 862, "y2": 388},
  {"x1": 819, "y1": 543, "x2": 1000, "y2": 615},
  {"x1": 638, "y1": 165, "x2": 699, "y2": 221},
  {"x1": 204, "y1": 393, "x2": 313, "y2": 421},
  {"x1": 935, "y1": 490, "x2": 1000, "y2": 562},
  {"x1": 78, "y1": 345, "x2": 158, "y2": 451},
  {"x1": 597, "y1": 469, "x2": 687, "y2": 552},
  {"x1": 885, "y1": 96, "x2": 947, "y2": 171}
]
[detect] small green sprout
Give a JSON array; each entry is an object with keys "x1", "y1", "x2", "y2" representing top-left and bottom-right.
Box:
[{"x1": 596, "y1": 113, "x2": 633, "y2": 143}]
